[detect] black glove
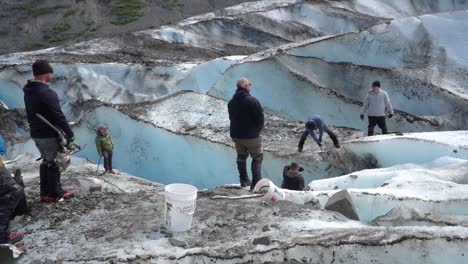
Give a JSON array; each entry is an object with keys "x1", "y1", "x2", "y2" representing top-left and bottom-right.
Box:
[
  {"x1": 299, "y1": 167, "x2": 304, "y2": 172},
  {"x1": 388, "y1": 113, "x2": 394, "y2": 119},
  {"x1": 318, "y1": 143, "x2": 322, "y2": 147},
  {"x1": 360, "y1": 114, "x2": 364, "y2": 120}
]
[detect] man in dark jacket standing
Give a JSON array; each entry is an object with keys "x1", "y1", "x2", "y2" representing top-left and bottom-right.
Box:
[
  {"x1": 228, "y1": 77, "x2": 264, "y2": 190},
  {"x1": 23, "y1": 60, "x2": 75, "y2": 202}
]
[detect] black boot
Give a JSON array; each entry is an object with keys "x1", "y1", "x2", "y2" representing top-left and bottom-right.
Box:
[
  {"x1": 237, "y1": 161, "x2": 251, "y2": 187},
  {"x1": 251, "y1": 159, "x2": 263, "y2": 191},
  {"x1": 47, "y1": 163, "x2": 63, "y2": 198},
  {"x1": 39, "y1": 163, "x2": 48, "y2": 196}
]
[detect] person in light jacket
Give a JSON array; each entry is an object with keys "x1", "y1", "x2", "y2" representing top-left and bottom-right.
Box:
[{"x1": 360, "y1": 81, "x2": 394, "y2": 136}]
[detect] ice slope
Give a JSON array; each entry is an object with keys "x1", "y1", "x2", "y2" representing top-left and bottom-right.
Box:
[
  {"x1": 310, "y1": 156, "x2": 468, "y2": 222},
  {"x1": 0, "y1": 57, "x2": 241, "y2": 111},
  {"x1": 141, "y1": 0, "x2": 468, "y2": 49},
  {"x1": 345, "y1": 131, "x2": 468, "y2": 167},
  {"x1": 287, "y1": 12, "x2": 468, "y2": 97},
  {"x1": 209, "y1": 55, "x2": 444, "y2": 131},
  {"x1": 209, "y1": 11, "x2": 468, "y2": 130}
]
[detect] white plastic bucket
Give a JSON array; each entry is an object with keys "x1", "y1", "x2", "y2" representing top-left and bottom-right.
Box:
[
  {"x1": 164, "y1": 183, "x2": 198, "y2": 232},
  {"x1": 262, "y1": 180, "x2": 286, "y2": 203}
]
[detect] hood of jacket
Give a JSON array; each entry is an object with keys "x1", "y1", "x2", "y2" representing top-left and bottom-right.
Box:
[
  {"x1": 23, "y1": 80, "x2": 49, "y2": 95},
  {"x1": 232, "y1": 88, "x2": 250, "y2": 100}
]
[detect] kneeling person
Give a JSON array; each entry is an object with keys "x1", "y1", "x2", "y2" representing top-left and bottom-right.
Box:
[{"x1": 281, "y1": 162, "x2": 307, "y2": 191}]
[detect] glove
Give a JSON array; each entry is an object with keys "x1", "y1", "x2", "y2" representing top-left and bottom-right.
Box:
[
  {"x1": 388, "y1": 113, "x2": 394, "y2": 119},
  {"x1": 66, "y1": 137, "x2": 76, "y2": 149},
  {"x1": 299, "y1": 167, "x2": 304, "y2": 172},
  {"x1": 318, "y1": 143, "x2": 322, "y2": 147},
  {"x1": 360, "y1": 114, "x2": 364, "y2": 120}
]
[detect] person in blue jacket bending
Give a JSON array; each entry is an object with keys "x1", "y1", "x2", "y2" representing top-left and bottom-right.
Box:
[{"x1": 298, "y1": 115, "x2": 340, "y2": 152}]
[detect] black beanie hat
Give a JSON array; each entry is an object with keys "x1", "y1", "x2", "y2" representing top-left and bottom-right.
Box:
[
  {"x1": 32, "y1": 60, "x2": 53, "y2": 76},
  {"x1": 372, "y1": 81, "x2": 380, "y2": 87}
]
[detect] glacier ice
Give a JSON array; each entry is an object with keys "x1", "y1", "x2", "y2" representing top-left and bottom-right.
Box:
[
  {"x1": 310, "y1": 155, "x2": 468, "y2": 222},
  {"x1": 209, "y1": 11, "x2": 468, "y2": 131}
]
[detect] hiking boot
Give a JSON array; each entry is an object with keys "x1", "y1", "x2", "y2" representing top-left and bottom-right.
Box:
[
  {"x1": 236, "y1": 160, "x2": 249, "y2": 186},
  {"x1": 40, "y1": 195, "x2": 58, "y2": 203},
  {"x1": 335, "y1": 143, "x2": 341, "y2": 148},
  {"x1": 9, "y1": 232, "x2": 24, "y2": 244},
  {"x1": 109, "y1": 170, "x2": 116, "y2": 174},
  {"x1": 60, "y1": 191, "x2": 74, "y2": 200},
  {"x1": 250, "y1": 159, "x2": 263, "y2": 191}
]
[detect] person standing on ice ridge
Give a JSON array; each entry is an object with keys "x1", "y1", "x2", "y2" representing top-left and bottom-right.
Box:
[
  {"x1": 228, "y1": 77, "x2": 265, "y2": 191},
  {"x1": 23, "y1": 60, "x2": 76, "y2": 202},
  {"x1": 95, "y1": 125, "x2": 115, "y2": 174},
  {"x1": 360, "y1": 81, "x2": 394, "y2": 136},
  {"x1": 298, "y1": 115, "x2": 340, "y2": 152}
]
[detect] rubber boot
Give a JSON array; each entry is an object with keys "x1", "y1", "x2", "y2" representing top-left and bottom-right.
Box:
[
  {"x1": 39, "y1": 163, "x2": 48, "y2": 198},
  {"x1": 237, "y1": 161, "x2": 251, "y2": 187},
  {"x1": 250, "y1": 159, "x2": 263, "y2": 191},
  {"x1": 47, "y1": 163, "x2": 62, "y2": 199}
]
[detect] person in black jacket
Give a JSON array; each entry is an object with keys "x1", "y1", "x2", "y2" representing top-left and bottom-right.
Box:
[
  {"x1": 228, "y1": 77, "x2": 265, "y2": 190},
  {"x1": 23, "y1": 60, "x2": 75, "y2": 202},
  {"x1": 281, "y1": 162, "x2": 306, "y2": 191},
  {"x1": 0, "y1": 157, "x2": 28, "y2": 246}
]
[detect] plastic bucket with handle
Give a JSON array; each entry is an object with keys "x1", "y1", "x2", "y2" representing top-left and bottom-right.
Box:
[{"x1": 164, "y1": 183, "x2": 198, "y2": 232}]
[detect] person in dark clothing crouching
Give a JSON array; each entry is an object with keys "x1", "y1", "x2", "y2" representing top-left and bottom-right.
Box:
[
  {"x1": 0, "y1": 156, "x2": 28, "y2": 248},
  {"x1": 228, "y1": 77, "x2": 265, "y2": 190},
  {"x1": 281, "y1": 162, "x2": 308, "y2": 191}
]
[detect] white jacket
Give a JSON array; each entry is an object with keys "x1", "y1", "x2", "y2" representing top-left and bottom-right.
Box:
[{"x1": 361, "y1": 89, "x2": 394, "y2": 117}]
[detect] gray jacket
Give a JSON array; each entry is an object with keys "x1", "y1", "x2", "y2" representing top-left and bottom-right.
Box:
[{"x1": 361, "y1": 89, "x2": 394, "y2": 117}]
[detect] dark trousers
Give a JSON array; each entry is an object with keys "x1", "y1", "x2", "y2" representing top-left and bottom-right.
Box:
[
  {"x1": 368, "y1": 116, "x2": 388, "y2": 136},
  {"x1": 103, "y1": 151, "x2": 113, "y2": 171},
  {"x1": 232, "y1": 138, "x2": 263, "y2": 188},
  {"x1": 34, "y1": 138, "x2": 64, "y2": 198}
]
